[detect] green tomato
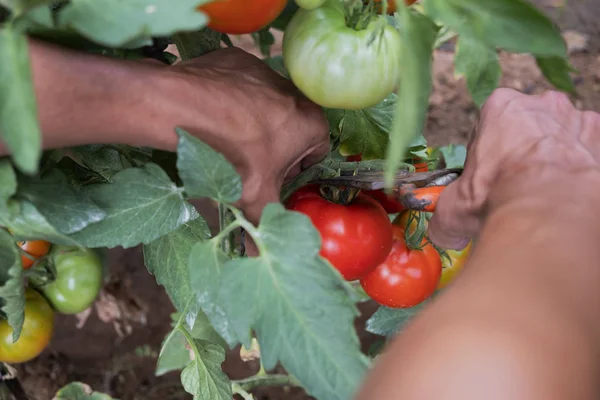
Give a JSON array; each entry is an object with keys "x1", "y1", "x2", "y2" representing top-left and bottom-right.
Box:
[
  {"x1": 283, "y1": 0, "x2": 402, "y2": 110},
  {"x1": 41, "y1": 246, "x2": 103, "y2": 315},
  {"x1": 294, "y1": 0, "x2": 326, "y2": 10}
]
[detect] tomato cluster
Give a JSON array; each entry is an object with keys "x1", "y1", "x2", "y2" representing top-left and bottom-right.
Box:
[
  {"x1": 287, "y1": 153, "x2": 472, "y2": 309},
  {"x1": 0, "y1": 238, "x2": 103, "y2": 364}
]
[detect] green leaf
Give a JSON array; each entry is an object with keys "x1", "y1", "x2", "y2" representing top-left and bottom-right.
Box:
[
  {"x1": 385, "y1": 9, "x2": 437, "y2": 186},
  {"x1": 0, "y1": 0, "x2": 49, "y2": 17},
  {"x1": 181, "y1": 339, "x2": 231, "y2": 400},
  {"x1": 0, "y1": 229, "x2": 24, "y2": 341},
  {"x1": 69, "y1": 145, "x2": 129, "y2": 181},
  {"x1": 173, "y1": 27, "x2": 222, "y2": 60},
  {"x1": 176, "y1": 129, "x2": 242, "y2": 204},
  {"x1": 270, "y1": 0, "x2": 298, "y2": 31},
  {"x1": 188, "y1": 240, "x2": 236, "y2": 347},
  {"x1": 264, "y1": 55, "x2": 289, "y2": 78},
  {"x1": 58, "y1": 0, "x2": 210, "y2": 47},
  {"x1": 0, "y1": 159, "x2": 17, "y2": 212},
  {"x1": 0, "y1": 199, "x2": 81, "y2": 245},
  {"x1": 70, "y1": 164, "x2": 198, "y2": 248},
  {"x1": 439, "y1": 144, "x2": 467, "y2": 168},
  {"x1": 251, "y1": 27, "x2": 275, "y2": 57},
  {"x1": 219, "y1": 204, "x2": 369, "y2": 400},
  {"x1": 143, "y1": 218, "x2": 210, "y2": 312},
  {"x1": 454, "y1": 36, "x2": 501, "y2": 108},
  {"x1": 536, "y1": 56, "x2": 576, "y2": 94},
  {"x1": 328, "y1": 93, "x2": 397, "y2": 160},
  {"x1": 156, "y1": 327, "x2": 190, "y2": 376},
  {"x1": 53, "y1": 382, "x2": 115, "y2": 399},
  {"x1": 190, "y1": 307, "x2": 228, "y2": 349},
  {"x1": 366, "y1": 304, "x2": 426, "y2": 338},
  {"x1": 17, "y1": 169, "x2": 106, "y2": 235},
  {"x1": 0, "y1": 25, "x2": 42, "y2": 174},
  {"x1": 424, "y1": 0, "x2": 567, "y2": 57}
]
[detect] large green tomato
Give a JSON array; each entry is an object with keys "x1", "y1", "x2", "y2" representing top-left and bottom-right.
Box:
[
  {"x1": 295, "y1": 0, "x2": 326, "y2": 10},
  {"x1": 41, "y1": 246, "x2": 103, "y2": 315},
  {"x1": 283, "y1": 0, "x2": 401, "y2": 110}
]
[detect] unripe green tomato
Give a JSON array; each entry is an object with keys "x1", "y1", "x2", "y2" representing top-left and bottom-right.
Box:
[
  {"x1": 295, "y1": 0, "x2": 326, "y2": 10},
  {"x1": 41, "y1": 246, "x2": 103, "y2": 315},
  {"x1": 0, "y1": 289, "x2": 54, "y2": 364},
  {"x1": 283, "y1": 0, "x2": 402, "y2": 110}
]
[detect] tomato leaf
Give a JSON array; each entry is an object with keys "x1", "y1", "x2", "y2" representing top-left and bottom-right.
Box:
[
  {"x1": 0, "y1": 26, "x2": 42, "y2": 174},
  {"x1": 385, "y1": 9, "x2": 437, "y2": 186},
  {"x1": 423, "y1": 0, "x2": 567, "y2": 58},
  {"x1": 454, "y1": 36, "x2": 501, "y2": 108},
  {"x1": 438, "y1": 144, "x2": 467, "y2": 169},
  {"x1": 536, "y1": 56, "x2": 576, "y2": 94},
  {"x1": 69, "y1": 145, "x2": 150, "y2": 182},
  {"x1": 57, "y1": 0, "x2": 210, "y2": 47},
  {"x1": 53, "y1": 382, "x2": 115, "y2": 399},
  {"x1": 176, "y1": 129, "x2": 242, "y2": 205},
  {"x1": 328, "y1": 94, "x2": 396, "y2": 160},
  {"x1": 0, "y1": 0, "x2": 49, "y2": 17},
  {"x1": 251, "y1": 27, "x2": 275, "y2": 57},
  {"x1": 0, "y1": 160, "x2": 17, "y2": 211},
  {"x1": 181, "y1": 339, "x2": 231, "y2": 400},
  {"x1": 143, "y1": 217, "x2": 210, "y2": 312},
  {"x1": 188, "y1": 240, "x2": 237, "y2": 347},
  {"x1": 264, "y1": 55, "x2": 289, "y2": 78},
  {"x1": 219, "y1": 204, "x2": 369, "y2": 400},
  {"x1": 366, "y1": 304, "x2": 426, "y2": 338},
  {"x1": 70, "y1": 163, "x2": 199, "y2": 248},
  {"x1": 17, "y1": 169, "x2": 106, "y2": 235},
  {"x1": 173, "y1": 27, "x2": 222, "y2": 60},
  {"x1": 156, "y1": 328, "x2": 190, "y2": 376},
  {"x1": 0, "y1": 229, "x2": 24, "y2": 341}
]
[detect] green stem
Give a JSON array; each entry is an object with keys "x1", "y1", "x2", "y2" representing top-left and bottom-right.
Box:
[
  {"x1": 233, "y1": 374, "x2": 300, "y2": 391},
  {"x1": 218, "y1": 203, "x2": 234, "y2": 255}
]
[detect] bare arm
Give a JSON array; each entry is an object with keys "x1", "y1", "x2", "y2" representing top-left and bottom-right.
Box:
[{"x1": 356, "y1": 89, "x2": 600, "y2": 400}]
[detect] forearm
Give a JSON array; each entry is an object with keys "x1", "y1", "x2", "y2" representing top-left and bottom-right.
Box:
[{"x1": 357, "y1": 171, "x2": 600, "y2": 399}]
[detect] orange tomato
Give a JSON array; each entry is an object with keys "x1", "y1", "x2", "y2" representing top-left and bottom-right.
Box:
[
  {"x1": 18, "y1": 240, "x2": 51, "y2": 269},
  {"x1": 198, "y1": 0, "x2": 287, "y2": 34}
]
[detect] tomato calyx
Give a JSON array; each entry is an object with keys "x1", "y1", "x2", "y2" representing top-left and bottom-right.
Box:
[{"x1": 318, "y1": 184, "x2": 361, "y2": 205}]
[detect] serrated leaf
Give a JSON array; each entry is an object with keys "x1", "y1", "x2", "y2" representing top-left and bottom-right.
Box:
[
  {"x1": 0, "y1": 229, "x2": 24, "y2": 341},
  {"x1": 366, "y1": 304, "x2": 426, "y2": 338},
  {"x1": 329, "y1": 94, "x2": 396, "y2": 160},
  {"x1": 70, "y1": 164, "x2": 198, "y2": 248},
  {"x1": 0, "y1": 25, "x2": 41, "y2": 174},
  {"x1": 58, "y1": 0, "x2": 211, "y2": 47},
  {"x1": 439, "y1": 144, "x2": 467, "y2": 169},
  {"x1": 454, "y1": 37, "x2": 501, "y2": 108},
  {"x1": 424, "y1": 0, "x2": 567, "y2": 58},
  {"x1": 156, "y1": 328, "x2": 190, "y2": 376},
  {"x1": 143, "y1": 218, "x2": 210, "y2": 312},
  {"x1": 386, "y1": 9, "x2": 437, "y2": 186},
  {"x1": 173, "y1": 27, "x2": 222, "y2": 60},
  {"x1": 0, "y1": 159, "x2": 17, "y2": 211},
  {"x1": 219, "y1": 204, "x2": 369, "y2": 400},
  {"x1": 17, "y1": 169, "x2": 106, "y2": 235},
  {"x1": 181, "y1": 339, "x2": 231, "y2": 400},
  {"x1": 69, "y1": 145, "x2": 128, "y2": 181},
  {"x1": 53, "y1": 382, "x2": 115, "y2": 399},
  {"x1": 0, "y1": 199, "x2": 81, "y2": 245},
  {"x1": 536, "y1": 56, "x2": 576, "y2": 94},
  {"x1": 176, "y1": 129, "x2": 242, "y2": 204},
  {"x1": 188, "y1": 240, "x2": 236, "y2": 347}
]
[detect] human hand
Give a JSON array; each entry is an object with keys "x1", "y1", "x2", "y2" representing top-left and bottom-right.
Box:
[
  {"x1": 428, "y1": 88, "x2": 600, "y2": 250},
  {"x1": 160, "y1": 48, "x2": 330, "y2": 224}
]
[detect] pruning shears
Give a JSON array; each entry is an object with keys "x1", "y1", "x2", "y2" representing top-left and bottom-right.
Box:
[{"x1": 315, "y1": 168, "x2": 461, "y2": 212}]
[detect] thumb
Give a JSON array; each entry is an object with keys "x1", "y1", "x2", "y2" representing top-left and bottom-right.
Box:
[{"x1": 427, "y1": 177, "x2": 480, "y2": 250}]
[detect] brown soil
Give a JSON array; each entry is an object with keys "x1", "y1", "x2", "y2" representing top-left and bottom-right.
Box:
[{"x1": 16, "y1": 4, "x2": 600, "y2": 399}]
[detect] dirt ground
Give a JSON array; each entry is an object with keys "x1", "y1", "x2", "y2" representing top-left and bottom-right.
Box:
[{"x1": 16, "y1": 3, "x2": 600, "y2": 400}]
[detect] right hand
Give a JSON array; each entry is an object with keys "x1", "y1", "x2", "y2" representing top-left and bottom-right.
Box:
[{"x1": 428, "y1": 88, "x2": 600, "y2": 250}]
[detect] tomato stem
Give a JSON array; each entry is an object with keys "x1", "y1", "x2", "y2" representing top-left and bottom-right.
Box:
[{"x1": 319, "y1": 185, "x2": 361, "y2": 205}]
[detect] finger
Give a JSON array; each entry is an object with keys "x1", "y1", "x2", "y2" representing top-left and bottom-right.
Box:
[
  {"x1": 301, "y1": 139, "x2": 330, "y2": 170},
  {"x1": 427, "y1": 177, "x2": 480, "y2": 250}
]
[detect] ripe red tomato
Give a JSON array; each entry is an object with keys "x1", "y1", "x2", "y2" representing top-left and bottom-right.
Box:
[
  {"x1": 18, "y1": 240, "x2": 51, "y2": 269},
  {"x1": 198, "y1": 0, "x2": 287, "y2": 34},
  {"x1": 0, "y1": 289, "x2": 54, "y2": 363},
  {"x1": 286, "y1": 185, "x2": 393, "y2": 281},
  {"x1": 360, "y1": 224, "x2": 441, "y2": 308}
]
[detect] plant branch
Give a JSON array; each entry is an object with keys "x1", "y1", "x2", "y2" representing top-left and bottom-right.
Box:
[{"x1": 233, "y1": 374, "x2": 300, "y2": 391}]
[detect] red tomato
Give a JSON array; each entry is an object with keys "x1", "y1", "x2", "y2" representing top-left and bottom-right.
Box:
[
  {"x1": 360, "y1": 225, "x2": 441, "y2": 308},
  {"x1": 363, "y1": 190, "x2": 405, "y2": 214},
  {"x1": 18, "y1": 240, "x2": 51, "y2": 269},
  {"x1": 198, "y1": 0, "x2": 287, "y2": 34},
  {"x1": 286, "y1": 185, "x2": 393, "y2": 281}
]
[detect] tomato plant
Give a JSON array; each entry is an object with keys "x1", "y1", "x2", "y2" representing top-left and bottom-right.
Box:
[
  {"x1": 0, "y1": 289, "x2": 54, "y2": 364},
  {"x1": 286, "y1": 184, "x2": 393, "y2": 281},
  {"x1": 438, "y1": 241, "x2": 473, "y2": 289},
  {"x1": 198, "y1": 0, "x2": 287, "y2": 34},
  {"x1": 360, "y1": 224, "x2": 441, "y2": 308},
  {"x1": 283, "y1": 0, "x2": 402, "y2": 109},
  {"x1": 17, "y1": 240, "x2": 51, "y2": 269},
  {"x1": 37, "y1": 246, "x2": 104, "y2": 315}
]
